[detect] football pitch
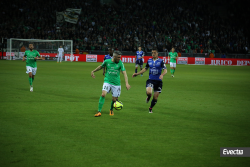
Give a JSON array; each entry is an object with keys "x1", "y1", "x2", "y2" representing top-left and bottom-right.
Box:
[{"x1": 0, "y1": 60, "x2": 249, "y2": 167}]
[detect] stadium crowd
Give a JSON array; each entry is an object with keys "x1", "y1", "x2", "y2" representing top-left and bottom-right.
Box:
[{"x1": 0, "y1": 0, "x2": 249, "y2": 54}]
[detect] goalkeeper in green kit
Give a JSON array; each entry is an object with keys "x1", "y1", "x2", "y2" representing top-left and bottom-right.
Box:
[
  {"x1": 91, "y1": 51, "x2": 131, "y2": 117},
  {"x1": 168, "y1": 47, "x2": 178, "y2": 77},
  {"x1": 22, "y1": 43, "x2": 43, "y2": 92}
]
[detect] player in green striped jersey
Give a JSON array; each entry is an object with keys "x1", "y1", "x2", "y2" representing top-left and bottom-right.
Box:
[
  {"x1": 91, "y1": 51, "x2": 131, "y2": 117},
  {"x1": 168, "y1": 47, "x2": 178, "y2": 77},
  {"x1": 22, "y1": 43, "x2": 43, "y2": 92}
]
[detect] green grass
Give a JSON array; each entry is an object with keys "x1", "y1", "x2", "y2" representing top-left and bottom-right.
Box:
[{"x1": 0, "y1": 60, "x2": 250, "y2": 167}]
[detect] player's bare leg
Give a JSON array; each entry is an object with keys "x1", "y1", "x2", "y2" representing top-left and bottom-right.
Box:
[
  {"x1": 95, "y1": 90, "x2": 107, "y2": 117},
  {"x1": 146, "y1": 87, "x2": 153, "y2": 103},
  {"x1": 149, "y1": 92, "x2": 160, "y2": 113}
]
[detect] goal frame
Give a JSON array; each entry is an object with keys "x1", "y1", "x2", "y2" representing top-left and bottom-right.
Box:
[{"x1": 8, "y1": 38, "x2": 73, "y2": 61}]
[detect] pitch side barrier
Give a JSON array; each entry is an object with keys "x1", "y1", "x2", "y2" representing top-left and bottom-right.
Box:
[{"x1": 1, "y1": 53, "x2": 250, "y2": 66}]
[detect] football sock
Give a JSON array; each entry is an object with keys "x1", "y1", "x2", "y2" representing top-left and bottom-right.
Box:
[
  {"x1": 29, "y1": 77, "x2": 32, "y2": 86},
  {"x1": 135, "y1": 69, "x2": 137, "y2": 73},
  {"x1": 170, "y1": 69, "x2": 173, "y2": 75},
  {"x1": 150, "y1": 99, "x2": 157, "y2": 108},
  {"x1": 110, "y1": 100, "x2": 115, "y2": 110},
  {"x1": 173, "y1": 69, "x2": 175, "y2": 74},
  {"x1": 98, "y1": 96, "x2": 105, "y2": 112},
  {"x1": 147, "y1": 94, "x2": 151, "y2": 101},
  {"x1": 32, "y1": 77, "x2": 34, "y2": 83}
]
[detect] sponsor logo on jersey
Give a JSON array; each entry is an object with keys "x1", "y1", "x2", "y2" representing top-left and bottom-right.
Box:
[{"x1": 108, "y1": 71, "x2": 118, "y2": 75}]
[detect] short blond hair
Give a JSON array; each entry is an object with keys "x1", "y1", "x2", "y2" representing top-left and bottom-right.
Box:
[{"x1": 113, "y1": 51, "x2": 122, "y2": 57}]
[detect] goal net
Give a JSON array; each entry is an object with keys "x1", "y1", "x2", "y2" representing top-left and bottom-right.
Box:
[{"x1": 7, "y1": 38, "x2": 73, "y2": 61}]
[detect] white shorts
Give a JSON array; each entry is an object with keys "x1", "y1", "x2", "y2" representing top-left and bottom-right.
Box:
[
  {"x1": 170, "y1": 62, "x2": 176, "y2": 68},
  {"x1": 102, "y1": 83, "x2": 121, "y2": 97},
  {"x1": 26, "y1": 66, "x2": 37, "y2": 75}
]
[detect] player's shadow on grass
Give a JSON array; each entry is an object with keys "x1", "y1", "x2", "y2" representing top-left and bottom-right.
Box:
[
  {"x1": 17, "y1": 87, "x2": 86, "y2": 99},
  {"x1": 19, "y1": 88, "x2": 30, "y2": 92},
  {"x1": 36, "y1": 89, "x2": 86, "y2": 100},
  {"x1": 134, "y1": 106, "x2": 148, "y2": 112}
]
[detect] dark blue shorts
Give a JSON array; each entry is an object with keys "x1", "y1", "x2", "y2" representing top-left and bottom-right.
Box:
[
  {"x1": 146, "y1": 79, "x2": 163, "y2": 92},
  {"x1": 135, "y1": 59, "x2": 143, "y2": 66}
]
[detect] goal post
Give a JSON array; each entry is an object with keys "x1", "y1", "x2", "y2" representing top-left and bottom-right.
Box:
[{"x1": 7, "y1": 38, "x2": 73, "y2": 61}]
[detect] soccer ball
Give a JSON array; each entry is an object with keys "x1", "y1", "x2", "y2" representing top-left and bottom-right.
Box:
[{"x1": 113, "y1": 101, "x2": 123, "y2": 110}]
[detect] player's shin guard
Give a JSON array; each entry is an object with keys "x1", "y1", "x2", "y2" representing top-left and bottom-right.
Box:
[
  {"x1": 110, "y1": 100, "x2": 115, "y2": 110},
  {"x1": 98, "y1": 96, "x2": 105, "y2": 112},
  {"x1": 150, "y1": 99, "x2": 157, "y2": 109},
  {"x1": 29, "y1": 77, "x2": 32, "y2": 86},
  {"x1": 135, "y1": 68, "x2": 137, "y2": 73},
  {"x1": 170, "y1": 69, "x2": 173, "y2": 75}
]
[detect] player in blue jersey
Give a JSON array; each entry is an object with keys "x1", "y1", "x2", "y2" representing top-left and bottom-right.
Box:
[
  {"x1": 103, "y1": 48, "x2": 113, "y2": 75},
  {"x1": 132, "y1": 48, "x2": 167, "y2": 113},
  {"x1": 135, "y1": 46, "x2": 144, "y2": 76}
]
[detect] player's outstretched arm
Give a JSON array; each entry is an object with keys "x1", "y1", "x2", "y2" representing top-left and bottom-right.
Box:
[
  {"x1": 132, "y1": 68, "x2": 147, "y2": 77},
  {"x1": 140, "y1": 52, "x2": 144, "y2": 59},
  {"x1": 35, "y1": 56, "x2": 43, "y2": 60},
  {"x1": 122, "y1": 71, "x2": 131, "y2": 90},
  {"x1": 91, "y1": 65, "x2": 103, "y2": 78},
  {"x1": 102, "y1": 68, "x2": 105, "y2": 76},
  {"x1": 35, "y1": 52, "x2": 43, "y2": 60},
  {"x1": 22, "y1": 55, "x2": 26, "y2": 62}
]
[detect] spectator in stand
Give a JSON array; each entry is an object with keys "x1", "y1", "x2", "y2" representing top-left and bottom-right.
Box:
[
  {"x1": 178, "y1": 51, "x2": 181, "y2": 57},
  {"x1": 0, "y1": 0, "x2": 249, "y2": 54},
  {"x1": 75, "y1": 48, "x2": 80, "y2": 54},
  {"x1": 209, "y1": 52, "x2": 214, "y2": 58},
  {"x1": 221, "y1": 53, "x2": 226, "y2": 58},
  {"x1": 200, "y1": 48, "x2": 204, "y2": 53},
  {"x1": 21, "y1": 45, "x2": 26, "y2": 52}
]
